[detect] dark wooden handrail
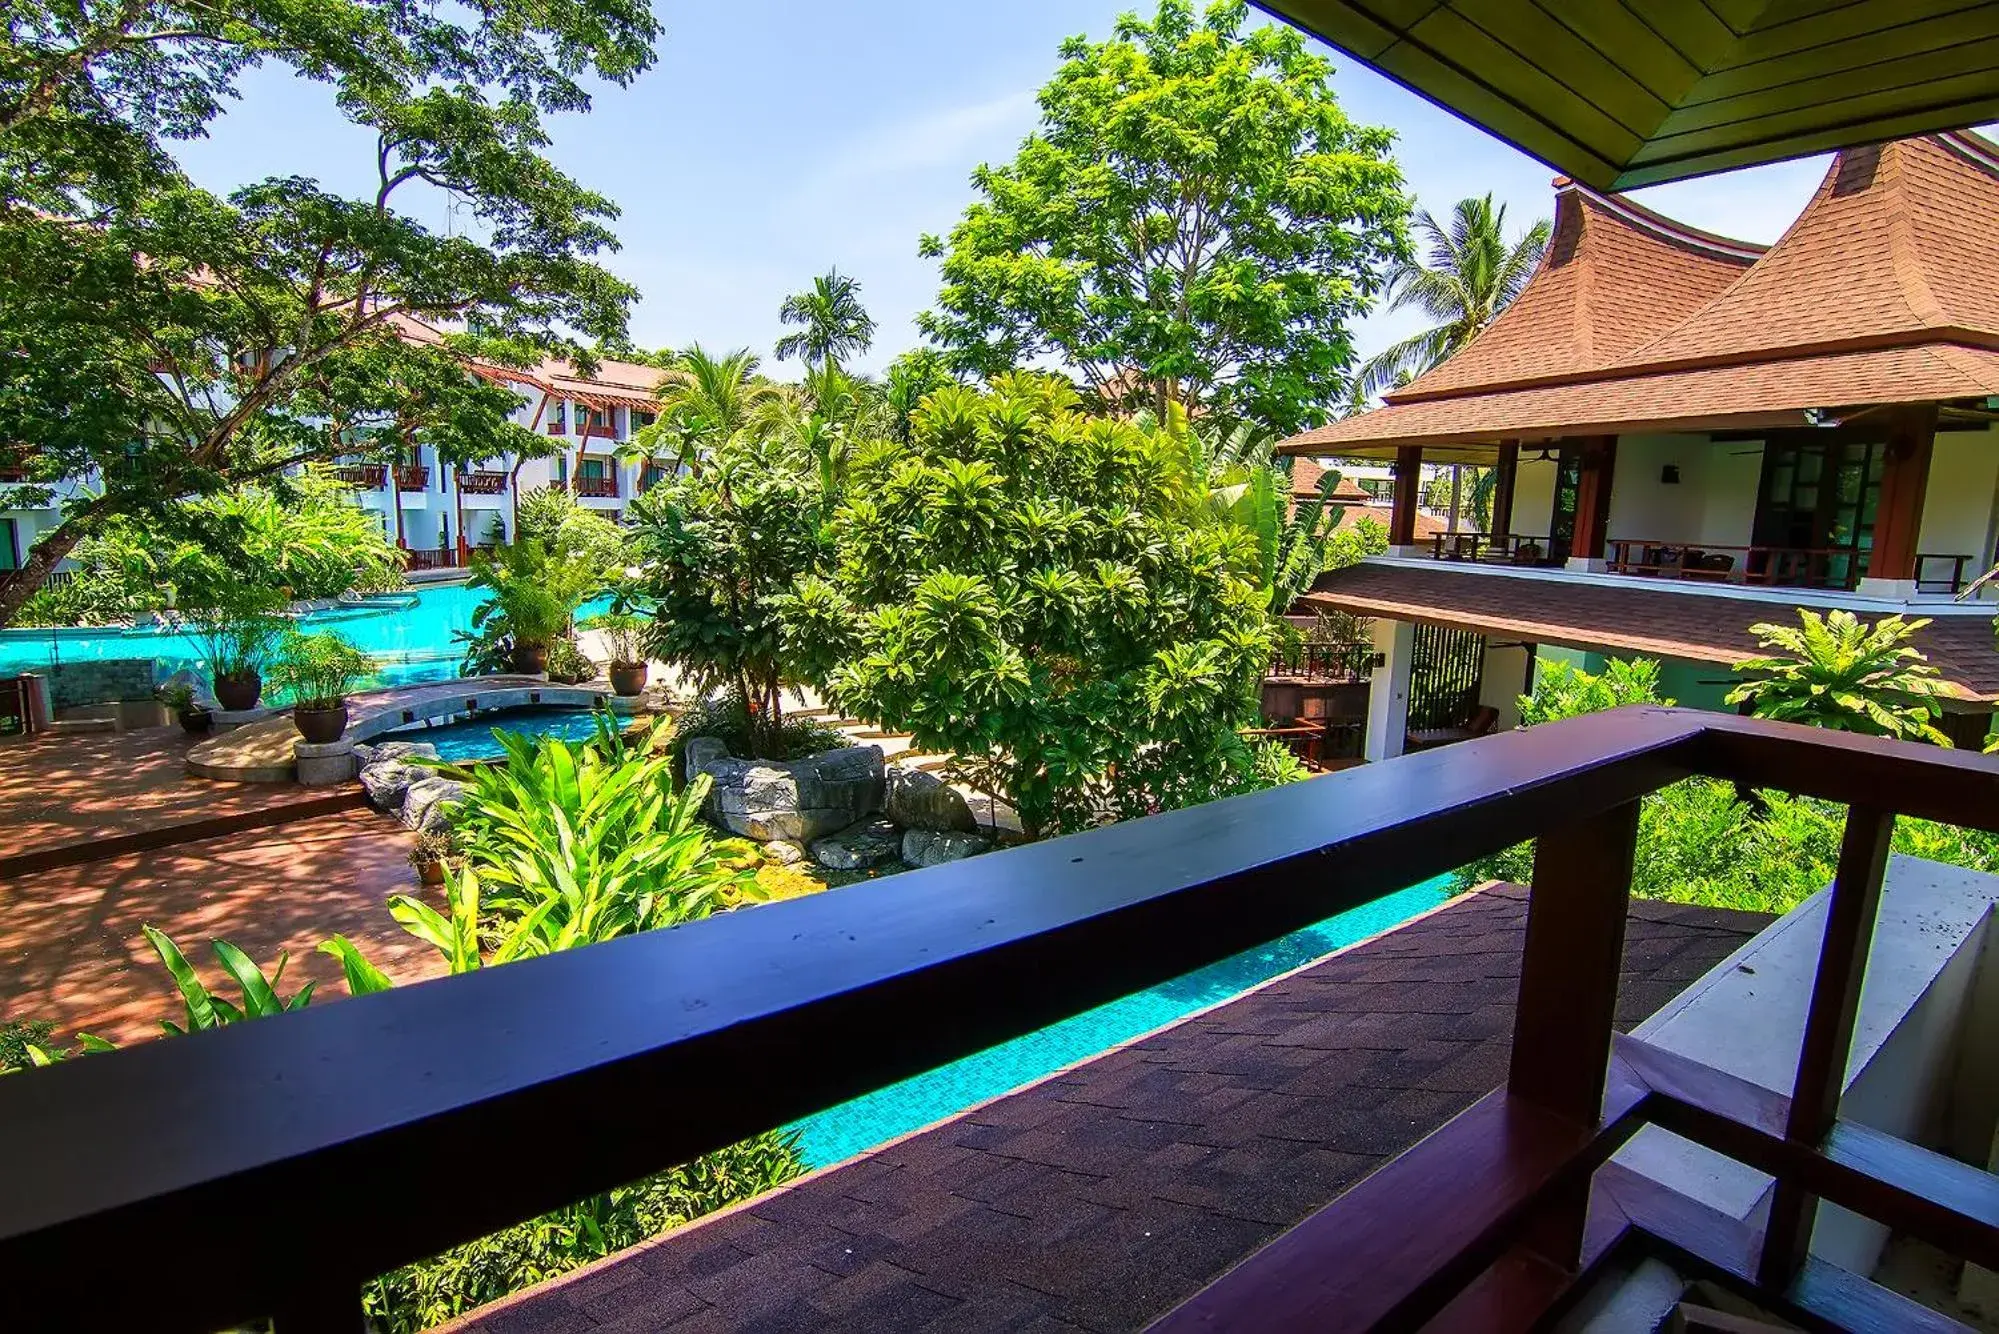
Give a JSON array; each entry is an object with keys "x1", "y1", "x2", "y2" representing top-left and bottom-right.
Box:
[{"x1": 3, "y1": 709, "x2": 1998, "y2": 1332}]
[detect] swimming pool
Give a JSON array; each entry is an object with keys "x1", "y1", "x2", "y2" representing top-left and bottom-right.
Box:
[
  {"x1": 0, "y1": 582, "x2": 611, "y2": 688},
  {"x1": 390, "y1": 705, "x2": 612, "y2": 761},
  {"x1": 785, "y1": 877, "x2": 1449, "y2": 1169}
]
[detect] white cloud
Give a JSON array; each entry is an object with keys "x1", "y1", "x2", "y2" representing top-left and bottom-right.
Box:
[{"x1": 807, "y1": 89, "x2": 1040, "y2": 190}]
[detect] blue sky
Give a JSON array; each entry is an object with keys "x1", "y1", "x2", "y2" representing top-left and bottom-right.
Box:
[{"x1": 173, "y1": 0, "x2": 1837, "y2": 378}]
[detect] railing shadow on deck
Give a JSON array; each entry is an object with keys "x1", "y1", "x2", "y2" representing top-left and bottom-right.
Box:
[{"x1": 2, "y1": 708, "x2": 1997, "y2": 1332}]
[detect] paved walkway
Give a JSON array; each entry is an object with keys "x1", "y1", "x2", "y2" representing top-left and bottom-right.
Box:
[
  {"x1": 0, "y1": 727, "x2": 346, "y2": 867},
  {"x1": 0, "y1": 807, "x2": 442, "y2": 1045},
  {"x1": 450, "y1": 885, "x2": 1768, "y2": 1334}
]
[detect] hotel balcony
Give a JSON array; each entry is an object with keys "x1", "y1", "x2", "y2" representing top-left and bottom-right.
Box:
[
  {"x1": 6, "y1": 712, "x2": 1999, "y2": 1333},
  {"x1": 331, "y1": 464, "x2": 387, "y2": 490},
  {"x1": 571, "y1": 472, "x2": 620, "y2": 499},
  {"x1": 456, "y1": 470, "x2": 512, "y2": 504}
]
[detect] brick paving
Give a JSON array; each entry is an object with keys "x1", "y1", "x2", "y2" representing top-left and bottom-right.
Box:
[
  {"x1": 450, "y1": 884, "x2": 1767, "y2": 1334},
  {"x1": 0, "y1": 726, "x2": 346, "y2": 866},
  {"x1": 0, "y1": 807, "x2": 441, "y2": 1045}
]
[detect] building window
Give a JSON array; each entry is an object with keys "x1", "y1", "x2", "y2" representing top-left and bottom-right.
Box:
[
  {"x1": 631, "y1": 409, "x2": 657, "y2": 431},
  {"x1": 549, "y1": 400, "x2": 567, "y2": 432},
  {"x1": 578, "y1": 456, "x2": 609, "y2": 482},
  {"x1": 556, "y1": 453, "x2": 568, "y2": 485}
]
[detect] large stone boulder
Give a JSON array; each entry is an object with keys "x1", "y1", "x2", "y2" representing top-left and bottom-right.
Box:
[
  {"x1": 883, "y1": 764, "x2": 977, "y2": 832},
  {"x1": 902, "y1": 828, "x2": 992, "y2": 869},
  {"x1": 689, "y1": 743, "x2": 886, "y2": 843},
  {"x1": 359, "y1": 759, "x2": 420, "y2": 812},
  {"x1": 400, "y1": 775, "x2": 467, "y2": 832},
  {"x1": 810, "y1": 817, "x2": 903, "y2": 871}
]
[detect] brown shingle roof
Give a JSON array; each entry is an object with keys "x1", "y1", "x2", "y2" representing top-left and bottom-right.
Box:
[
  {"x1": 1290, "y1": 457, "x2": 1369, "y2": 501},
  {"x1": 1284, "y1": 132, "x2": 1999, "y2": 458},
  {"x1": 1395, "y1": 186, "x2": 1762, "y2": 403},
  {"x1": 1300, "y1": 563, "x2": 1999, "y2": 701}
]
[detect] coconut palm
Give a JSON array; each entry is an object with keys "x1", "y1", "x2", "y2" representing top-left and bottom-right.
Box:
[
  {"x1": 1725, "y1": 609, "x2": 1952, "y2": 745},
  {"x1": 634, "y1": 345, "x2": 786, "y2": 476},
  {"x1": 1357, "y1": 195, "x2": 1550, "y2": 400},
  {"x1": 775, "y1": 269, "x2": 876, "y2": 370}
]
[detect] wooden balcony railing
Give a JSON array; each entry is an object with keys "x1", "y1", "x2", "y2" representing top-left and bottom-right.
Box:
[
  {"x1": 394, "y1": 465, "x2": 429, "y2": 491},
  {"x1": 331, "y1": 464, "x2": 387, "y2": 489},
  {"x1": 403, "y1": 547, "x2": 457, "y2": 571},
  {"x1": 1427, "y1": 532, "x2": 1557, "y2": 565},
  {"x1": 456, "y1": 470, "x2": 511, "y2": 495},
  {"x1": 572, "y1": 472, "x2": 619, "y2": 498},
  {"x1": 1, "y1": 710, "x2": 1995, "y2": 1332}
]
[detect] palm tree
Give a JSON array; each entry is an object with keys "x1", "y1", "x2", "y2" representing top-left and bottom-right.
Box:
[
  {"x1": 1357, "y1": 195, "x2": 1550, "y2": 400},
  {"x1": 1725, "y1": 609, "x2": 1951, "y2": 745},
  {"x1": 634, "y1": 345, "x2": 786, "y2": 476},
  {"x1": 775, "y1": 269, "x2": 876, "y2": 370}
]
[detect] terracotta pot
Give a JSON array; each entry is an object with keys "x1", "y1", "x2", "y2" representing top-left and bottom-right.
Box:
[
  {"x1": 609, "y1": 661, "x2": 648, "y2": 697},
  {"x1": 213, "y1": 670, "x2": 261, "y2": 712},
  {"x1": 178, "y1": 708, "x2": 212, "y2": 736},
  {"x1": 293, "y1": 702, "x2": 348, "y2": 745},
  {"x1": 414, "y1": 857, "x2": 448, "y2": 887},
  {"x1": 510, "y1": 642, "x2": 549, "y2": 675}
]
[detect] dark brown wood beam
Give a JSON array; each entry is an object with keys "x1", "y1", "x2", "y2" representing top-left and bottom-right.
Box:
[
  {"x1": 1491, "y1": 440, "x2": 1518, "y2": 543},
  {"x1": 1868, "y1": 405, "x2": 1939, "y2": 581},
  {"x1": 1570, "y1": 437, "x2": 1616, "y2": 562},
  {"x1": 1390, "y1": 444, "x2": 1422, "y2": 547}
]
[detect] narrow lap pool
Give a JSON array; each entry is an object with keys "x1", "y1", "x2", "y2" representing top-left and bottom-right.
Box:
[{"x1": 785, "y1": 877, "x2": 1449, "y2": 1169}]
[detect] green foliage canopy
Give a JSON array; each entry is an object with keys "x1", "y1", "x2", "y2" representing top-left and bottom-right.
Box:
[
  {"x1": 781, "y1": 373, "x2": 1276, "y2": 837},
  {"x1": 918, "y1": 0, "x2": 1409, "y2": 434},
  {"x1": 0, "y1": 0, "x2": 660, "y2": 624},
  {"x1": 1726, "y1": 609, "x2": 1951, "y2": 745}
]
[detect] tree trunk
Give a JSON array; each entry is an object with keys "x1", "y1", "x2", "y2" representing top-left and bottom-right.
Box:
[
  {"x1": 0, "y1": 520, "x2": 87, "y2": 628},
  {"x1": 1447, "y1": 465, "x2": 1463, "y2": 534}
]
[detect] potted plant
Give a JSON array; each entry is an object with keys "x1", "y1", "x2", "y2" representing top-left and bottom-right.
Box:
[
  {"x1": 582, "y1": 610, "x2": 649, "y2": 695},
  {"x1": 407, "y1": 828, "x2": 456, "y2": 887},
  {"x1": 266, "y1": 629, "x2": 375, "y2": 744},
  {"x1": 196, "y1": 611, "x2": 285, "y2": 711},
  {"x1": 465, "y1": 540, "x2": 592, "y2": 676},
  {"x1": 546, "y1": 635, "x2": 594, "y2": 684},
  {"x1": 157, "y1": 682, "x2": 211, "y2": 734}
]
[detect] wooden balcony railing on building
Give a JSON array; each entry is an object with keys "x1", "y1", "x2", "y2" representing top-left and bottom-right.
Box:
[
  {"x1": 331, "y1": 464, "x2": 387, "y2": 489},
  {"x1": 456, "y1": 471, "x2": 510, "y2": 495},
  {"x1": 1606, "y1": 538, "x2": 1981, "y2": 594},
  {"x1": 1426, "y1": 531, "x2": 1557, "y2": 566},
  {"x1": 3, "y1": 710, "x2": 1996, "y2": 1332},
  {"x1": 402, "y1": 547, "x2": 456, "y2": 572},
  {"x1": 572, "y1": 472, "x2": 619, "y2": 498},
  {"x1": 393, "y1": 465, "x2": 429, "y2": 491}
]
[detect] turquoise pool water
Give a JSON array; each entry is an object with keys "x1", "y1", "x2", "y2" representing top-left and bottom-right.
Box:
[
  {"x1": 785, "y1": 877, "x2": 1449, "y2": 1169},
  {"x1": 392, "y1": 705, "x2": 610, "y2": 761},
  {"x1": 0, "y1": 581, "x2": 611, "y2": 687}
]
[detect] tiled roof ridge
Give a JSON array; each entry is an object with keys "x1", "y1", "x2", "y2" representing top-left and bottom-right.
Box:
[{"x1": 1564, "y1": 181, "x2": 1767, "y2": 263}]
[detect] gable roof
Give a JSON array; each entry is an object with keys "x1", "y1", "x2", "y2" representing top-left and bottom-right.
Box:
[
  {"x1": 1282, "y1": 133, "x2": 1999, "y2": 460},
  {"x1": 1393, "y1": 185, "x2": 1762, "y2": 403},
  {"x1": 1290, "y1": 457, "x2": 1369, "y2": 501}
]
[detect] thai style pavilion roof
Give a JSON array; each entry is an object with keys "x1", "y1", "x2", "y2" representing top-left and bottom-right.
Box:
[{"x1": 1283, "y1": 133, "x2": 1999, "y2": 462}]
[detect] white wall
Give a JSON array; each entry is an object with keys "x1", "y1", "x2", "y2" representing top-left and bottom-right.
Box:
[
  {"x1": 1918, "y1": 427, "x2": 1999, "y2": 570},
  {"x1": 1698, "y1": 440, "x2": 1763, "y2": 548},
  {"x1": 1605, "y1": 434, "x2": 1708, "y2": 542},
  {"x1": 1512, "y1": 456, "x2": 1558, "y2": 536}
]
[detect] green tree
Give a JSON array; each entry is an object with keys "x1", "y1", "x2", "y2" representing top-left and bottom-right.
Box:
[
  {"x1": 632, "y1": 345, "x2": 787, "y2": 477},
  {"x1": 1517, "y1": 657, "x2": 1672, "y2": 726},
  {"x1": 626, "y1": 431, "x2": 829, "y2": 758},
  {"x1": 1358, "y1": 194, "x2": 1551, "y2": 399},
  {"x1": 917, "y1": 0, "x2": 1408, "y2": 434},
  {"x1": 781, "y1": 374, "x2": 1275, "y2": 837},
  {"x1": 1727, "y1": 609, "x2": 1951, "y2": 745},
  {"x1": 775, "y1": 268, "x2": 876, "y2": 370},
  {"x1": 0, "y1": 0, "x2": 659, "y2": 626}
]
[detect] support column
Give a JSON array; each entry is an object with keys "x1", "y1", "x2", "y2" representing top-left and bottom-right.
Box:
[
  {"x1": 1363, "y1": 617, "x2": 1415, "y2": 762},
  {"x1": 1491, "y1": 441, "x2": 1519, "y2": 548},
  {"x1": 1389, "y1": 445, "x2": 1423, "y2": 555},
  {"x1": 1859, "y1": 404, "x2": 1938, "y2": 597},
  {"x1": 1566, "y1": 436, "x2": 1616, "y2": 570}
]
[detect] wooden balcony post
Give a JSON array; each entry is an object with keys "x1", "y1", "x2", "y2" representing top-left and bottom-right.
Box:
[
  {"x1": 1490, "y1": 440, "x2": 1518, "y2": 545},
  {"x1": 1867, "y1": 405, "x2": 1938, "y2": 583},
  {"x1": 1569, "y1": 437, "x2": 1616, "y2": 562},
  {"x1": 1390, "y1": 445, "x2": 1422, "y2": 548},
  {"x1": 1509, "y1": 799, "x2": 1640, "y2": 1266},
  {"x1": 1757, "y1": 804, "x2": 1896, "y2": 1287}
]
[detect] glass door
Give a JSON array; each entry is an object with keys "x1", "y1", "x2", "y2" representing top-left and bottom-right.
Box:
[
  {"x1": 1751, "y1": 438, "x2": 1883, "y2": 588},
  {"x1": 1547, "y1": 446, "x2": 1583, "y2": 564}
]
